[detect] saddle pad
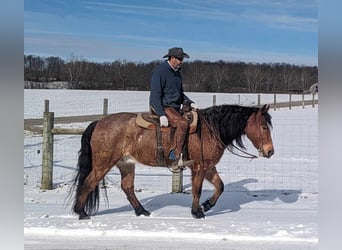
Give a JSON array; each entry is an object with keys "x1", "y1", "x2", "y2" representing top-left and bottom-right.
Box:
[{"x1": 136, "y1": 113, "x2": 156, "y2": 129}]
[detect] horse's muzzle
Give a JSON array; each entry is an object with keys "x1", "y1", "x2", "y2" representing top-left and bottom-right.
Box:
[
  {"x1": 265, "y1": 149, "x2": 274, "y2": 158},
  {"x1": 259, "y1": 146, "x2": 274, "y2": 158}
]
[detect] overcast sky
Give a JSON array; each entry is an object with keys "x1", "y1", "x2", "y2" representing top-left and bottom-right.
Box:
[{"x1": 24, "y1": 0, "x2": 318, "y2": 65}]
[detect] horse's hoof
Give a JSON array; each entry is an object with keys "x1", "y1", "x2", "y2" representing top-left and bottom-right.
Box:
[
  {"x1": 201, "y1": 199, "x2": 214, "y2": 212},
  {"x1": 191, "y1": 209, "x2": 205, "y2": 219},
  {"x1": 79, "y1": 215, "x2": 90, "y2": 220},
  {"x1": 135, "y1": 207, "x2": 151, "y2": 217},
  {"x1": 78, "y1": 211, "x2": 90, "y2": 220},
  {"x1": 141, "y1": 210, "x2": 151, "y2": 216}
]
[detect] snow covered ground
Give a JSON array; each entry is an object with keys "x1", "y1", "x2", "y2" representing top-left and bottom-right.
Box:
[
  {"x1": 24, "y1": 89, "x2": 317, "y2": 118},
  {"x1": 24, "y1": 90, "x2": 318, "y2": 249}
]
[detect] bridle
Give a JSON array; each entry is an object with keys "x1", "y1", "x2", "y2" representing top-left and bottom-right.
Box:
[{"x1": 167, "y1": 111, "x2": 262, "y2": 173}]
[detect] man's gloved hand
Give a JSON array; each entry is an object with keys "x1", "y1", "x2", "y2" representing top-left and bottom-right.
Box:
[
  {"x1": 190, "y1": 103, "x2": 199, "y2": 110},
  {"x1": 159, "y1": 115, "x2": 169, "y2": 127}
]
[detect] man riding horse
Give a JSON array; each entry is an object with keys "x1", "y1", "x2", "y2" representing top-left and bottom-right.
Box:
[
  {"x1": 71, "y1": 47, "x2": 275, "y2": 220},
  {"x1": 149, "y1": 47, "x2": 199, "y2": 167}
]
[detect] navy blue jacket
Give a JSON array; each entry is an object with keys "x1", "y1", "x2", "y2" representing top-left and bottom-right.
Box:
[{"x1": 149, "y1": 61, "x2": 193, "y2": 117}]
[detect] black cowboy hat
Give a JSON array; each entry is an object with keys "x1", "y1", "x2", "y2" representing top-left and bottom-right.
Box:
[{"x1": 162, "y1": 47, "x2": 190, "y2": 58}]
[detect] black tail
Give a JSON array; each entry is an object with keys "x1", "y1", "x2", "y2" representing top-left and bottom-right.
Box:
[{"x1": 72, "y1": 120, "x2": 99, "y2": 215}]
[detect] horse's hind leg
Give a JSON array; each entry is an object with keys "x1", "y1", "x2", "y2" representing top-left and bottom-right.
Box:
[
  {"x1": 201, "y1": 167, "x2": 224, "y2": 213},
  {"x1": 116, "y1": 157, "x2": 150, "y2": 216},
  {"x1": 74, "y1": 166, "x2": 109, "y2": 219},
  {"x1": 74, "y1": 149, "x2": 120, "y2": 220}
]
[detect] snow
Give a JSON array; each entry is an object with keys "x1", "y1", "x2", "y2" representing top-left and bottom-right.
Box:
[
  {"x1": 24, "y1": 90, "x2": 318, "y2": 249},
  {"x1": 24, "y1": 89, "x2": 317, "y2": 118}
]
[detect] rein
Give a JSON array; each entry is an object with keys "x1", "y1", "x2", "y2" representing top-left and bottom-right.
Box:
[
  {"x1": 227, "y1": 144, "x2": 258, "y2": 159},
  {"x1": 198, "y1": 112, "x2": 258, "y2": 159}
]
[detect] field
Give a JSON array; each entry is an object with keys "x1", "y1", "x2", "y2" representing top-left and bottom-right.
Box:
[{"x1": 24, "y1": 90, "x2": 318, "y2": 250}]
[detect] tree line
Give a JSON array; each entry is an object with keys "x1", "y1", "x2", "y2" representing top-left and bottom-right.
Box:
[{"x1": 24, "y1": 54, "x2": 318, "y2": 93}]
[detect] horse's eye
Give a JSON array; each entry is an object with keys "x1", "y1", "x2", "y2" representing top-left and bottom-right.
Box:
[{"x1": 262, "y1": 125, "x2": 268, "y2": 130}]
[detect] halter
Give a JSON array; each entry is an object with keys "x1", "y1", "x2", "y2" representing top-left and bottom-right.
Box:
[{"x1": 199, "y1": 113, "x2": 259, "y2": 159}]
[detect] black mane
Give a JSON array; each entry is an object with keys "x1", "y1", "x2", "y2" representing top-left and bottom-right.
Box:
[{"x1": 197, "y1": 104, "x2": 272, "y2": 149}]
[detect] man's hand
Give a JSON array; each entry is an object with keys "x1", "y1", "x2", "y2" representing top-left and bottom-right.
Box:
[
  {"x1": 191, "y1": 103, "x2": 199, "y2": 110},
  {"x1": 159, "y1": 115, "x2": 169, "y2": 127}
]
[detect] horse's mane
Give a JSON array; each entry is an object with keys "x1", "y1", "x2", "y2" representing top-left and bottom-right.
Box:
[{"x1": 197, "y1": 104, "x2": 272, "y2": 149}]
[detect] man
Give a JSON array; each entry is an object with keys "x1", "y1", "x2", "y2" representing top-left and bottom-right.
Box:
[{"x1": 149, "y1": 47, "x2": 198, "y2": 165}]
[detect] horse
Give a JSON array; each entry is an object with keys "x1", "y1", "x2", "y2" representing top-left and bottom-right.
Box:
[{"x1": 71, "y1": 104, "x2": 274, "y2": 219}]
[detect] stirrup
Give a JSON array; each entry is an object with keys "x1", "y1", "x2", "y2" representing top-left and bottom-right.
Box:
[
  {"x1": 170, "y1": 159, "x2": 194, "y2": 168},
  {"x1": 169, "y1": 153, "x2": 194, "y2": 170}
]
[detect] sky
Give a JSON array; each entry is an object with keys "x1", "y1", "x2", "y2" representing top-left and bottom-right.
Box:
[{"x1": 24, "y1": 0, "x2": 318, "y2": 65}]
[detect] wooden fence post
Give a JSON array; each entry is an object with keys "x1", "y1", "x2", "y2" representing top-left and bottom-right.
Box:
[
  {"x1": 172, "y1": 170, "x2": 183, "y2": 193},
  {"x1": 302, "y1": 93, "x2": 305, "y2": 109},
  {"x1": 212, "y1": 95, "x2": 216, "y2": 106},
  {"x1": 257, "y1": 94, "x2": 261, "y2": 106},
  {"x1": 41, "y1": 101, "x2": 54, "y2": 190},
  {"x1": 273, "y1": 94, "x2": 277, "y2": 111},
  {"x1": 103, "y1": 98, "x2": 108, "y2": 115},
  {"x1": 312, "y1": 94, "x2": 315, "y2": 108},
  {"x1": 289, "y1": 94, "x2": 292, "y2": 110},
  {"x1": 44, "y1": 99, "x2": 49, "y2": 112}
]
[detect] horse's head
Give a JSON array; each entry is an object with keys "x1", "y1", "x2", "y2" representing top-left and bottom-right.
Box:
[{"x1": 244, "y1": 104, "x2": 274, "y2": 158}]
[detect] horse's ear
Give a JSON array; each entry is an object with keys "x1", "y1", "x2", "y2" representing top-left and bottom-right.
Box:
[{"x1": 261, "y1": 104, "x2": 270, "y2": 113}]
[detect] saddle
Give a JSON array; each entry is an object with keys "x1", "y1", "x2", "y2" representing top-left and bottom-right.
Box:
[
  {"x1": 136, "y1": 109, "x2": 198, "y2": 168},
  {"x1": 136, "y1": 110, "x2": 198, "y2": 134}
]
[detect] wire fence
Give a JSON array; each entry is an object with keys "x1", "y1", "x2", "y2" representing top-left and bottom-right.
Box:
[{"x1": 24, "y1": 90, "x2": 318, "y2": 194}]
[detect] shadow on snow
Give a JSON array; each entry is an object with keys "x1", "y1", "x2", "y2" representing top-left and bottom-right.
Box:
[{"x1": 97, "y1": 178, "x2": 301, "y2": 217}]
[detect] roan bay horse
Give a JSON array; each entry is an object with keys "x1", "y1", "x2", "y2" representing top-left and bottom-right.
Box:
[{"x1": 71, "y1": 104, "x2": 274, "y2": 219}]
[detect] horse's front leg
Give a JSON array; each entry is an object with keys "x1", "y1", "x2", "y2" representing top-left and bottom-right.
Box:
[
  {"x1": 190, "y1": 167, "x2": 205, "y2": 218},
  {"x1": 201, "y1": 166, "x2": 224, "y2": 213}
]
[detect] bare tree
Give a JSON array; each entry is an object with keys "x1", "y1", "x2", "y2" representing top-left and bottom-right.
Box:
[
  {"x1": 299, "y1": 67, "x2": 316, "y2": 92},
  {"x1": 24, "y1": 54, "x2": 318, "y2": 92},
  {"x1": 184, "y1": 61, "x2": 209, "y2": 91},
  {"x1": 211, "y1": 61, "x2": 227, "y2": 92},
  {"x1": 243, "y1": 64, "x2": 265, "y2": 92},
  {"x1": 66, "y1": 54, "x2": 84, "y2": 89},
  {"x1": 281, "y1": 64, "x2": 298, "y2": 91},
  {"x1": 45, "y1": 56, "x2": 64, "y2": 81}
]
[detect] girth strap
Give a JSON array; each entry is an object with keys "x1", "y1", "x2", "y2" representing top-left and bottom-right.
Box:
[{"x1": 156, "y1": 126, "x2": 167, "y2": 166}]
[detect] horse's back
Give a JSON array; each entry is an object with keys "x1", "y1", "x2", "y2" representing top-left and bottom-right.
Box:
[
  {"x1": 91, "y1": 112, "x2": 137, "y2": 147},
  {"x1": 98, "y1": 112, "x2": 137, "y2": 125},
  {"x1": 90, "y1": 112, "x2": 158, "y2": 164}
]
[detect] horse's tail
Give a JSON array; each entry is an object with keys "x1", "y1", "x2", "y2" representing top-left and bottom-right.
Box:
[{"x1": 72, "y1": 120, "x2": 99, "y2": 215}]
